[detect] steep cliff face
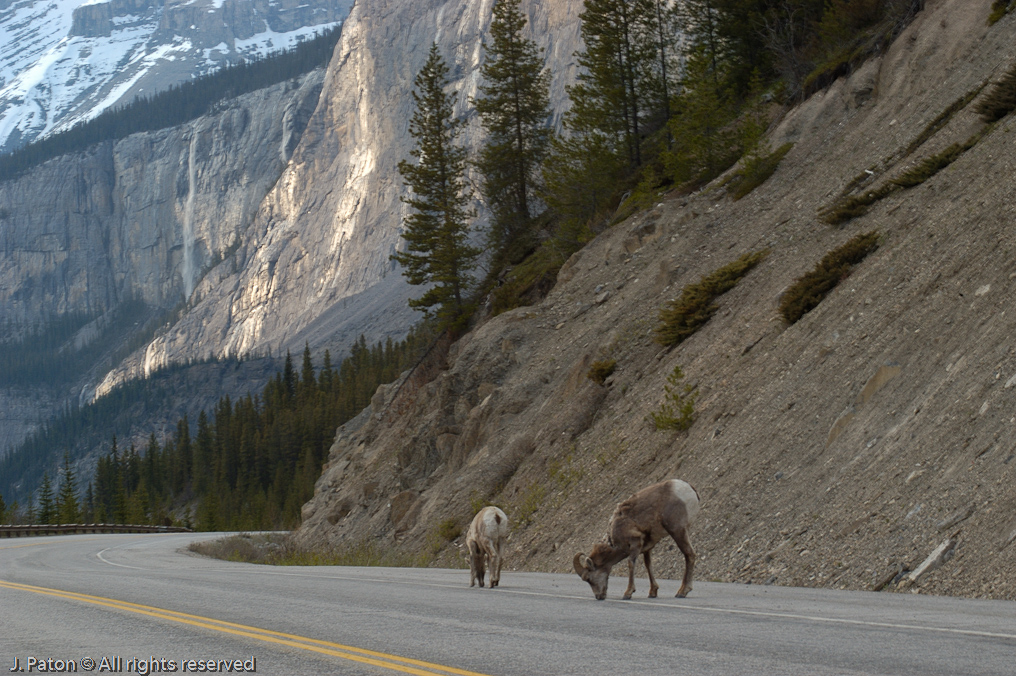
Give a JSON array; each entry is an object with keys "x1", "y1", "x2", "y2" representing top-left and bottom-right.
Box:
[
  {"x1": 131, "y1": 0, "x2": 584, "y2": 370},
  {"x1": 297, "y1": 1, "x2": 1016, "y2": 600},
  {"x1": 0, "y1": 71, "x2": 323, "y2": 453},
  {"x1": 0, "y1": 71, "x2": 323, "y2": 330}
]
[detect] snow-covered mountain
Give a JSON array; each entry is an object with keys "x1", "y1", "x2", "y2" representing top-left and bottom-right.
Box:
[{"x1": 0, "y1": 0, "x2": 351, "y2": 153}]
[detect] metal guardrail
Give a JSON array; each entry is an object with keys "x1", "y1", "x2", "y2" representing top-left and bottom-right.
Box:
[{"x1": 0, "y1": 524, "x2": 193, "y2": 538}]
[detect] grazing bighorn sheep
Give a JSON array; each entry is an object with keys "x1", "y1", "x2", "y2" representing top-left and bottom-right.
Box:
[
  {"x1": 574, "y1": 479, "x2": 699, "y2": 600},
  {"x1": 467, "y1": 506, "x2": 509, "y2": 588}
]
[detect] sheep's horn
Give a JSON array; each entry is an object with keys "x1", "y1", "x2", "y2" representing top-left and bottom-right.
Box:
[{"x1": 573, "y1": 553, "x2": 590, "y2": 575}]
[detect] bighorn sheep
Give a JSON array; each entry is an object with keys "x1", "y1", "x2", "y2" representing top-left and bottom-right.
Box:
[
  {"x1": 467, "y1": 506, "x2": 509, "y2": 588},
  {"x1": 573, "y1": 479, "x2": 699, "y2": 600}
]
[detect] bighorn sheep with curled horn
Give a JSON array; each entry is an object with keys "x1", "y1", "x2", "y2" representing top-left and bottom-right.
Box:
[
  {"x1": 574, "y1": 479, "x2": 699, "y2": 600},
  {"x1": 467, "y1": 506, "x2": 509, "y2": 588}
]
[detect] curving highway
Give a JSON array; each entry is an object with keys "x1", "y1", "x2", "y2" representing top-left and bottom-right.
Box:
[{"x1": 1, "y1": 533, "x2": 1014, "y2": 675}]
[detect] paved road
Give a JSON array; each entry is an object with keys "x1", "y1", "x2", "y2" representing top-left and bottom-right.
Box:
[{"x1": 1, "y1": 533, "x2": 1014, "y2": 675}]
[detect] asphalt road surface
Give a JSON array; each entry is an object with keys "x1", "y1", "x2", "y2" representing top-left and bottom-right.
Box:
[{"x1": 1, "y1": 533, "x2": 1014, "y2": 675}]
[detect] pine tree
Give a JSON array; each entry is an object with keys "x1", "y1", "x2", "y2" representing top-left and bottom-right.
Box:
[
  {"x1": 392, "y1": 44, "x2": 479, "y2": 332},
  {"x1": 0, "y1": 492, "x2": 7, "y2": 524},
  {"x1": 567, "y1": 0, "x2": 670, "y2": 168},
  {"x1": 474, "y1": 0, "x2": 553, "y2": 269},
  {"x1": 84, "y1": 483, "x2": 95, "y2": 523},
  {"x1": 664, "y1": 42, "x2": 738, "y2": 186},
  {"x1": 37, "y1": 472, "x2": 56, "y2": 524},
  {"x1": 57, "y1": 452, "x2": 81, "y2": 523}
]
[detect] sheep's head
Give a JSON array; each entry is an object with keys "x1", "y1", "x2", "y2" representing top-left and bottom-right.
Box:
[{"x1": 573, "y1": 549, "x2": 611, "y2": 600}]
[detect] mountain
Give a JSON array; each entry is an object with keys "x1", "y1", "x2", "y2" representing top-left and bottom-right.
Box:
[
  {"x1": 295, "y1": 0, "x2": 1016, "y2": 600},
  {"x1": 0, "y1": 0, "x2": 582, "y2": 467},
  {"x1": 0, "y1": 0, "x2": 352, "y2": 153},
  {"x1": 0, "y1": 67, "x2": 325, "y2": 458},
  {"x1": 3, "y1": 0, "x2": 1015, "y2": 601}
]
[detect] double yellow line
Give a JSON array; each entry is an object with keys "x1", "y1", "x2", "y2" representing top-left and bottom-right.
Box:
[{"x1": 0, "y1": 580, "x2": 492, "y2": 676}]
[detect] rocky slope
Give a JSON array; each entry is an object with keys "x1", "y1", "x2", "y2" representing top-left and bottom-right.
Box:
[{"x1": 297, "y1": 0, "x2": 1016, "y2": 600}]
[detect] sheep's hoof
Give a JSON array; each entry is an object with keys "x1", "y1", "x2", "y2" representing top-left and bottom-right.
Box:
[
  {"x1": 648, "y1": 589, "x2": 658, "y2": 598},
  {"x1": 622, "y1": 593, "x2": 633, "y2": 600},
  {"x1": 470, "y1": 581, "x2": 475, "y2": 587},
  {"x1": 491, "y1": 581, "x2": 498, "y2": 588},
  {"x1": 675, "y1": 588, "x2": 689, "y2": 598}
]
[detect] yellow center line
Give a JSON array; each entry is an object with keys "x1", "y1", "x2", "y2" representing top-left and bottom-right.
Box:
[{"x1": 0, "y1": 580, "x2": 493, "y2": 676}]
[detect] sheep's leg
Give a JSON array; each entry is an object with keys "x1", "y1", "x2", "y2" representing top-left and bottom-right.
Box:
[
  {"x1": 487, "y1": 542, "x2": 500, "y2": 588},
  {"x1": 643, "y1": 550, "x2": 659, "y2": 598},
  {"x1": 491, "y1": 540, "x2": 505, "y2": 587},
  {"x1": 468, "y1": 542, "x2": 480, "y2": 587},
  {"x1": 672, "y1": 529, "x2": 696, "y2": 598},
  {"x1": 622, "y1": 552, "x2": 638, "y2": 600}
]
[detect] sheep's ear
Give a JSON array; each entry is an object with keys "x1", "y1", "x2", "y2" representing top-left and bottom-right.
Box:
[{"x1": 573, "y1": 553, "x2": 591, "y2": 575}]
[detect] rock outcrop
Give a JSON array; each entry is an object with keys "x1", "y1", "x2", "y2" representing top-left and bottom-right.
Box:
[
  {"x1": 128, "y1": 0, "x2": 583, "y2": 371},
  {"x1": 297, "y1": 1, "x2": 1016, "y2": 600},
  {"x1": 0, "y1": 72, "x2": 323, "y2": 330},
  {"x1": 0, "y1": 71, "x2": 324, "y2": 450}
]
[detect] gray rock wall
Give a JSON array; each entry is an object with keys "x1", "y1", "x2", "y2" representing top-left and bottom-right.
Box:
[
  {"x1": 133, "y1": 0, "x2": 584, "y2": 368},
  {"x1": 0, "y1": 71, "x2": 324, "y2": 331}
]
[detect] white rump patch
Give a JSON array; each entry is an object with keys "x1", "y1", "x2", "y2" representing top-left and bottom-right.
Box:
[
  {"x1": 481, "y1": 506, "x2": 509, "y2": 538},
  {"x1": 670, "y1": 480, "x2": 700, "y2": 522}
]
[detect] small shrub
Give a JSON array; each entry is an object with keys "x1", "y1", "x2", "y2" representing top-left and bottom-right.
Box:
[
  {"x1": 779, "y1": 231, "x2": 880, "y2": 324},
  {"x1": 974, "y1": 61, "x2": 1016, "y2": 122},
  {"x1": 491, "y1": 245, "x2": 567, "y2": 315},
  {"x1": 989, "y1": 0, "x2": 1015, "y2": 25},
  {"x1": 823, "y1": 123, "x2": 992, "y2": 226},
  {"x1": 890, "y1": 143, "x2": 965, "y2": 188},
  {"x1": 437, "y1": 518, "x2": 461, "y2": 542},
  {"x1": 655, "y1": 250, "x2": 768, "y2": 346},
  {"x1": 469, "y1": 490, "x2": 488, "y2": 516},
  {"x1": 587, "y1": 358, "x2": 617, "y2": 385},
  {"x1": 819, "y1": 184, "x2": 895, "y2": 225},
  {"x1": 728, "y1": 143, "x2": 794, "y2": 200},
  {"x1": 548, "y1": 451, "x2": 584, "y2": 495},
  {"x1": 512, "y1": 481, "x2": 546, "y2": 528},
  {"x1": 649, "y1": 365, "x2": 697, "y2": 431}
]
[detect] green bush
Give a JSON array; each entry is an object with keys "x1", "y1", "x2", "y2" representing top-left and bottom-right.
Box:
[
  {"x1": 586, "y1": 359, "x2": 617, "y2": 385},
  {"x1": 975, "y1": 61, "x2": 1016, "y2": 122},
  {"x1": 491, "y1": 244, "x2": 568, "y2": 315},
  {"x1": 890, "y1": 144, "x2": 965, "y2": 188},
  {"x1": 437, "y1": 518, "x2": 462, "y2": 542},
  {"x1": 779, "y1": 231, "x2": 880, "y2": 324},
  {"x1": 728, "y1": 143, "x2": 794, "y2": 200},
  {"x1": 649, "y1": 365, "x2": 697, "y2": 432},
  {"x1": 655, "y1": 251, "x2": 768, "y2": 346},
  {"x1": 822, "y1": 123, "x2": 990, "y2": 226},
  {"x1": 989, "y1": 0, "x2": 1015, "y2": 25},
  {"x1": 819, "y1": 185, "x2": 895, "y2": 225}
]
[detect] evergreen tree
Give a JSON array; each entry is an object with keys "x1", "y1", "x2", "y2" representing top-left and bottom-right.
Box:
[
  {"x1": 392, "y1": 44, "x2": 479, "y2": 332},
  {"x1": 664, "y1": 42, "x2": 738, "y2": 186},
  {"x1": 567, "y1": 0, "x2": 670, "y2": 168},
  {"x1": 84, "y1": 483, "x2": 95, "y2": 523},
  {"x1": 37, "y1": 473, "x2": 56, "y2": 524},
  {"x1": 56, "y1": 452, "x2": 81, "y2": 523},
  {"x1": 0, "y1": 492, "x2": 7, "y2": 524},
  {"x1": 474, "y1": 0, "x2": 553, "y2": 269}
]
